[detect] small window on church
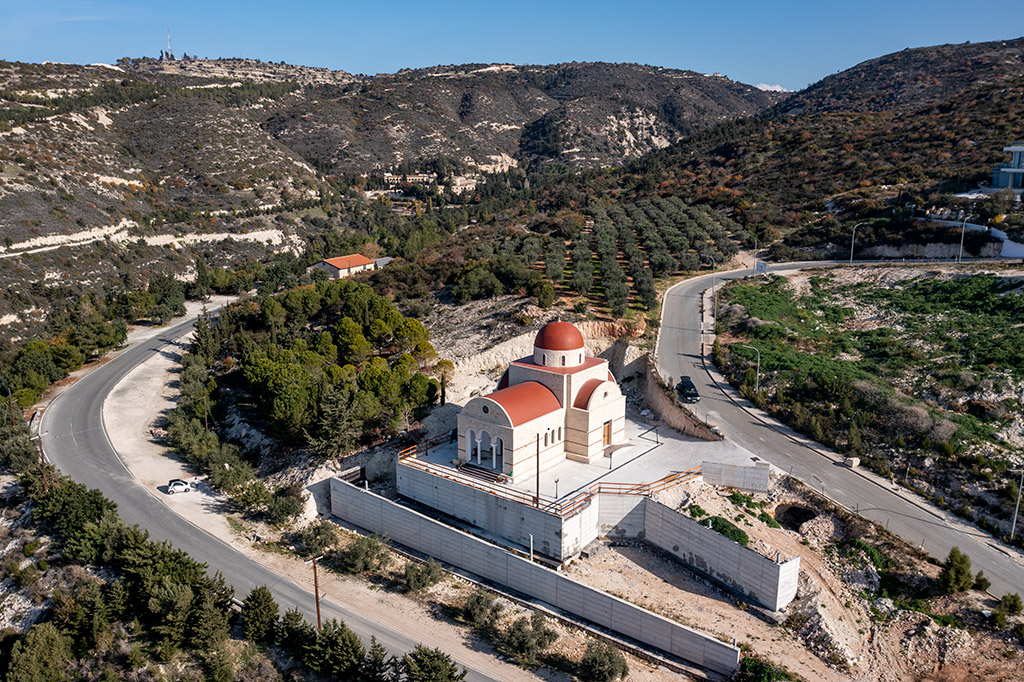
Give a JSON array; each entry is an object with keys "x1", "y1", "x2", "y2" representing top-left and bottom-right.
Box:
[
  {"x1": 482, "y1": 406, "x2": 489, "y2": 414},
  {"x1": 544, "y1": 432, "x2": 548, "y2": 446},
  {"x1": 561, "y1": 356, "x2": 566, "y2": 366},
  {"x1": 558, "y1": 427, "x2": 562, "y2": 440},
  {"x1": 544, "y1": 353, "x2": 548, "y2": 365},
  {"x1": 603, "y1": 392, "x2": 608, "y2": 399},
  {"x1": 579, "y1": 353, "x2": 582, "y2": 363}
]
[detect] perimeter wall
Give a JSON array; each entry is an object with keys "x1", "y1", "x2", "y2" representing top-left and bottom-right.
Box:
[{"x1": 330, "y1": 478, "x2": 740, "y2": 675}]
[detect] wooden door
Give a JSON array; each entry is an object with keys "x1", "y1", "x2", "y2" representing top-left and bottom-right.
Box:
[{"x1": 603, "y1": 420, "x2": 612, "y2": 446}]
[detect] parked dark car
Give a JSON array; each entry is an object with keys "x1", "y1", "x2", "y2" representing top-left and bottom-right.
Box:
[{"x1": 676, "y1": 377, "x2": 700, "y2": 403}]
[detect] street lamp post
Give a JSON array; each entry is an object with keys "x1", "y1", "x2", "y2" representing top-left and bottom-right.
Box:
[
  {"x1": 957, "y1": 216, "x2": 969, "y2": 263},
  {"x1": 1010, "y1": 469, "x2": 1024, "y2": 542},
  {"x1": 739, "y1": 344, "x2": 761, "y2": 395},
  {"x1": 703, "y1": 254, "x2": 719, "y2": 332},
  {"x1": 750, "y1": 231, "x2": 759, "y2": 272},
  {"x1": 849, "y1": 222, "x2": 867, "y2": 265}
]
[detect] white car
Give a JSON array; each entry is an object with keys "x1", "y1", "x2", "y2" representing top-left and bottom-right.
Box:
[{"x1": 167, "y1": 479, "x2": 195, "y2": 494}]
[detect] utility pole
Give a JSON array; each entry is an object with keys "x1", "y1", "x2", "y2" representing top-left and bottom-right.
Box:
[
  {"x1": 305, "y1": 555, "x2": 324, "y2": 631},
  {"x1": 30, "y1": 434, "x2": 49, "y2": 492},
  {"x1": 535, "y1": 435, "x2": 540, "y2": 508},
  {"x1": 1010, "y1": 469, "x2": 1024, "y2": 542},
  {"x1": 0, "y1": 376, "x2": 16, "y2": 427},
  {"x1": 739, "y1": 344, "x2": 761, "y2": 395}
]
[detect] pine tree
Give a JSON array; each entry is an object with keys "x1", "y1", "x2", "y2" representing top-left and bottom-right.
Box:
[
  {"x1": 241, "y1": 585, "x2": 279, "y2": 643},
  {"x1": 360, "y1": 636, "x2": 400, "y2": 682},
  {"x1": 402, "y1": 644, "x2": 466, "y2": 682}
]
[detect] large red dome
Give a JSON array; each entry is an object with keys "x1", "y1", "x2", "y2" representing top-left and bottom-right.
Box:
[{"x1": 534, "y1": 321, "x2": 584, "y2": 351}]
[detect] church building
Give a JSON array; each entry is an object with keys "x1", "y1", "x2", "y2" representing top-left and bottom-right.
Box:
[{"x1": 457, "y1": 321, "x2": 626, "y2": 481}]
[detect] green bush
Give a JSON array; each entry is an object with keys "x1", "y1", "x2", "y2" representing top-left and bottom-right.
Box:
[
  {"x1": 735, "y1": 656, "x2": 791, "y2": 681},
  {"x1": 758, "y1": 511, "x2": 781, "y2": 528},
  {"x1": 501, "y1": 612, "x2": 557, "y2": 666},
  {"x1": 461, "y1": 589, "x2": 503, "y2": 632},
  {"x1": 298, "y1": 520, "x2": 338, "y2": 556},
  {"x1": 938, "y1": 547, "x2": 973, "y2": 594},
  {"x1": 973, "y1": 570, "x2": 991, "y2": 591},
  {"x1": 405, "y1": 559, "x2": 444, "y2": 593},
  {"x1": 577, "y1": 640, "x2": 629, "y2": 682},
  {"x1": 1000, "y1": 592, "x2": 1022, "y2": 616},
  {"x1": 709, "y1": 516, "x2": 749, "y2": 546},
  {"x1": 688, "y1": 504, "x2": 707, "y2": 519},
  {"x1": 346, "y1": 534, "x2": 391, "y2": 574}
]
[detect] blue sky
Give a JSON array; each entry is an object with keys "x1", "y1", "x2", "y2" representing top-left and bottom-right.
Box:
[{"x1": 1, "y1": 0, "x2": 1020, "y2": 90}]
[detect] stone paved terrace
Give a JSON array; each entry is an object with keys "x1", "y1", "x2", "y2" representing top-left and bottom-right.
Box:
[{"x1": 411, "y1": 412, "x2": 760, "y2": 506}]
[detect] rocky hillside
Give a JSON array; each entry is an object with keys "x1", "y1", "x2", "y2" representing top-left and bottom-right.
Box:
[
  {"x1": 644, "y1": 37, "x2": 1024, "y2": 254},
  {"x1": 262, "y1": 61, "x2": 780, "y2": 172}
]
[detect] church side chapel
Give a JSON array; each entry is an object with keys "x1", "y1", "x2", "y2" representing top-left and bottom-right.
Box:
[{"x1": 456, "y1": 321, "x2": 627, "y2": 482}]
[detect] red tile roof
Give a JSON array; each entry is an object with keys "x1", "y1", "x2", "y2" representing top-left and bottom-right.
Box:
[
  {"x1": 573, "y1": 378, "x2": 605, "y2": 409},
  {"x1": 511, "y1": 355, "x2": 605, "y2": 375},
  {"x1": 323, "y1": 254, "x2": 374, "y2": 270},
  {"x1": 534, "y1": 321, "x2": 585, "y2": 351},
  {"x1": 487, "y1": 381, "x2": 561, "y2": 426}
]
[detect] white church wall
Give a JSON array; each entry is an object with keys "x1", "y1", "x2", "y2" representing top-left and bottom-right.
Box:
[{"x1": 507, "y1": 364, "x2": 568, "y2": 405}]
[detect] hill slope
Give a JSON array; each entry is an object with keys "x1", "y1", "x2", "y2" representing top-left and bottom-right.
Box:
[{"x1": 646, "y1": 37, "x2": 1024, "y2": 254}]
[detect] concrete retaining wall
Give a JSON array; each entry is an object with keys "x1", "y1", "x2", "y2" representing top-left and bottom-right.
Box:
[
  {"x1": 331, "y1": 479, "x2": 740, "y2": 675},
  {"x1": 599, "y1": 494, "x2": 646, "y2": 538},
  {"x1": 644, "y1": 499, "x2": 800, "y2": 611},
  {"x1": 702, "y1": 461, "x2": 771, "y2": 493},
  {"x1": 643, "y1": 357, "x2": 722, "y2": 441},
  {"x1": 396, "y1": 465, "x2": 570, "y2": 560}
]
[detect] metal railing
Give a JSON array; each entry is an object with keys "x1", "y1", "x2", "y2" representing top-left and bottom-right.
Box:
[{"x1": 398, "y1": 431, "x2": 702, "y2": 519}]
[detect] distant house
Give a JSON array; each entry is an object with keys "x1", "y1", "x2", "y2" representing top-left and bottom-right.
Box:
[
  {"x1": 987, "y1": 142, "x2": 1024, "y2": 196},
  {"x1": 308, "y1": 254, "x2": 376, "y2": 279}
]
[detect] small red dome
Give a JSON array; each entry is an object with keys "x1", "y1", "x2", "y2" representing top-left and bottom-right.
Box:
[{"x1": 534, "y1": 321, "x2": 584, "y2": 351}]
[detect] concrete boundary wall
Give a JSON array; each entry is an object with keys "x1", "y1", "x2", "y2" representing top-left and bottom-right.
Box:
[
  {"x1": 702, "y1": 461, "x2": 771, "y2": 493},
  {"x1": 330, "y1": 479, "x2": 740, "y2": 675},
  {"x1": 397, "y1": 464, "x2": 576, "y2": 560},
  {"x1": 644, "y1": 499, "x2": 800, "y2": 611}
]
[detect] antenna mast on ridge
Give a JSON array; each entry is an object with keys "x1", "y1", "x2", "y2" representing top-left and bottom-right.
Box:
[{"x1": 167, "y1": 27, "x2": 172, "y2": 58}]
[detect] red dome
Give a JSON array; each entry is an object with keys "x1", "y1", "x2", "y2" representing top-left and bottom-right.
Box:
[{"x1": 534, "y1": 321, "x2": 584, "y2": 351}]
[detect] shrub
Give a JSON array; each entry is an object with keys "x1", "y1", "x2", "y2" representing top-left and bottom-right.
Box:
[
  {"x1": 758, "y1": 511, "x2": 782, "y2": 528},
  {"x1": 938, "y1": 547, "x2": 973, "y2": 594},
  {"x1": 501, "y1": 612, "x2": 557, "y2": 666},
  {"x1": 709, "y1": 516, "x2": 749, "y2": 546},
  {"x1": 972, "y1": 570, "x2": 991, "y2": 591},
  {"x1": 735, "y1": 656, "x2": 791, "y2": 681},
  {"x1": 461, "y1": 589, "x2": 503, "y2": 632},
  {"x1": 688, "y1": 504, "x2": 707, "y2": 519},
  {"x1": 405, "y1": 559, "x2": 444, "y2": 593},
  {"x1": 402, "y1": 644, "x2": 466, "y2": 682},
  {"x1": 298, "y1": 520, "x2": 338, "y2": 556},
  {"x1": 990, "y1": 607, "x2": 1007, "y2": 629},
  {"x1": 346, "y1": 534, "x2": 391, "y2": 574},
  {"x1": 1000, "y1": 592, "x2": 1022, "y2": 616},
  {"x1": 577, "y1": 640, "x2": 629, "y2": 682}
]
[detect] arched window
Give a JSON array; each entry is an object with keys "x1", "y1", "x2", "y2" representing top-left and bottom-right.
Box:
[
  {"x1": 543, "y1": 353, "x2": 548, "y2": 366},
  {"x1": 579, "y1": 353, "x2": 583, "y2": 363},
  {"x1": 561, "y1": 355, "x2": 566, "y2": 366},
  {"x1": 558, "y1": 427, "x2": 562, "y2": 441},
  {"x1": 544, "y1": 432, "x2": 548, "y2": 446}
]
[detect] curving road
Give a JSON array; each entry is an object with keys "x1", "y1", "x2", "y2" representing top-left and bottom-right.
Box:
[
  {"x1": 656, "y1": 260, "x2": 1024, "y2": 597},
  {"x1": 38, "y1": 313, "x2": 514, "y2": 682}
]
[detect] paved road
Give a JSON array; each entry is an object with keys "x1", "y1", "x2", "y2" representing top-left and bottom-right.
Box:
[
  {"x1": 656, "y1": 260, "x2": 1024, "y2": 597},
  {"x1": 39, "y1": 315, "x2": 504, "y2": 682}
]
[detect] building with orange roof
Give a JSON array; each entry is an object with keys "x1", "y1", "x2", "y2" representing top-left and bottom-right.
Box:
[
  {"x1": 308, "y1": 253, "x2": 376, "y2": 279},
  {"x1": 456, "y1": 320, "x2": 626, "y2": 481}
]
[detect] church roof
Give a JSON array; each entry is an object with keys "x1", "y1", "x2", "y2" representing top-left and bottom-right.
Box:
[
  {"x1": 534, "y1": 321, "x2": 585, "y2": 351},
  {"x1": 573, "y1": 378, "x2": 605, "y2": 409},
  {"x1": 511, "y1": 355, "x2": 605, "y2": 375},
  {"x1": 487, "y1": 381, "x2": 561, "y2": 426}
]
